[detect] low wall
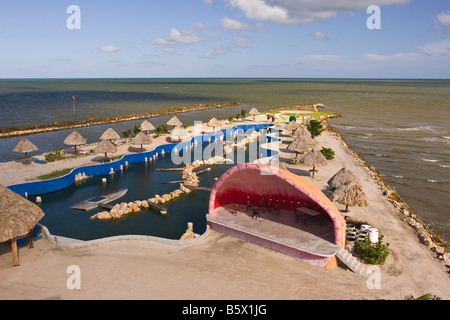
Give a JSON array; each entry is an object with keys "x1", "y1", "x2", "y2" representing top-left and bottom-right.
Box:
[
  {"x1": 38, "y1": 223, "x2": 211, "y2": 249},
  {"x1": 8, "y1": 123, "x2": 273, "y2": 197},
  {"x1": 10, "y1": 123, "x2": 276, "y2": 246}
]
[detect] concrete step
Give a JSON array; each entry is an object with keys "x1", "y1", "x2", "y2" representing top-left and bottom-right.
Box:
[{"x1": 336, "y1": 246, "x2": 367, "y2": 276}]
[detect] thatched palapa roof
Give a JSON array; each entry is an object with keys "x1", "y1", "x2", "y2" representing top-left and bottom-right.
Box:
[
  {"x1": 132, "y1": 132, "x2": 152, "y2": 151},
  {"x1": 329, "y1": 181, "x2": 369, "y2": 212},
  {"x1": 140, "y1": 120, "x2": 155, "y2": 132},
  {"x1": 207, "y1": 118, "x2": 222, "y2": 131},
  {"x1": 100, "y1": 128, "x2": 121, "y2": 141},
  {"x1": 328, "y1": 167, "x2": 360, "y2": 189},
  {"x1": 249, "y1": 108, "x2": 260, "y2": 121},
  {"x1": 64, "y1": 131, "x2": 87, "y2": 146},
  {"x1": 293, "y1": 126, "x2": 314, "y2": 145},
  {"x1": 95, "y1": 139, "x2": 117, "y2": 155},
  {"x1": 0, "y1": 184, "x2": 45, "y2": 243},
  {"x1": 171, "y1": 125, "x2": 189, "y2": 138},
  {"x1": 300, "y1": 148, "x2": 328, "y2": 167},
  {"x1": 167, "y1": 116, "x2": 183, "y2": 127},
  {"x1": 13, "y1": 139, "x2": 38, "y2": 154},
  {"x1": 248, "y1": 108, "x2": 260, "y2": 115},
  {"x1": 287, "y1": 137, "x2": 309, "y2": 154},
  {"x1": 285, "y1": 121, "x2": 300, "y2": 132}
]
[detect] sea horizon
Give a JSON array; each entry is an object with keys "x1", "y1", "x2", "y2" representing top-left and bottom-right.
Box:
[{"x1": 2, "y1": 77, "x2": 450, "y2": 80}]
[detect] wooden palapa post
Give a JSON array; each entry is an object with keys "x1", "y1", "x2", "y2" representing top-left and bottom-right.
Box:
[
  {"x1": 11, "y1": 238, "x2": 19, "y2": 266},
  {"x1": 28, "y1": 230, "x2": 34, "y2": 248}
]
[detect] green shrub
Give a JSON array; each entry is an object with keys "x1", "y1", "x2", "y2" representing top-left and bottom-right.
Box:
[
  {"x1": 354, "y1": 235, "x2": 390, "y2": 265},
  {"x1": 321, "y1": 147, "x2": 335, "y2": 160},
  {"x1": 155, "y1": 124, "x2": 169, "y2": 136},
  {"x1": 45, "y1": 150, "x2": 63, "y2": 162}
]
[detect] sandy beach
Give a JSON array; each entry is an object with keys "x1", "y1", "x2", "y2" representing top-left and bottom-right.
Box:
[{"x1": 0, "y1": 111, "x2": 449, "y2": 300}]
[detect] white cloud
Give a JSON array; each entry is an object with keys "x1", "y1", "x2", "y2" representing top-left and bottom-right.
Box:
[
  {"x1": 225, "y1": 0, "x2": 290, "y2": 23},
  {"x1": 312, "y1": 31, "x2": 329, "y2": 40},
  {"x1": 206, "y1": 33, "x2": 221, "y2": 39},
  {"x1": 108, "y1": 60, "x2": 130, "y2": 68},
  {"x1": 194, "y1": 21, "x2": 206, "y2": 30},
  {"x1": 220, "y1": 17, "x2": 265, "y2": 31},
  {"x1": 224, "y1": 0, "x2": 409, "y2": 25},
  {"x1": 363, "y1": 40, "x2": 450, "y2": 63},
  {"x1": 97, "y1": 45, "x2": 119, "y2": 53},
  {"x1": 203, "y1": 0, "x2": 213, "y2": 5},
  {"x1": 435, "y1": 10, "x2": 450, "y2": 25},
  {"x1": 233, "y1": 36, "x2": 252, "y2": 43},
  {"x1": 363, "y1": 52, "x2": 421, "y2": 61},
  {"x1": 420, "y1": 39, "x2": 450, "y2": 56},
  {"x1": 154, "y1": 28, "x2": 201, "y2": 46},
  {"x1": 162, "y1": 48, "x2": 182, "y2": 56},
  {"x1": 201, "y1": 45, "x2": 237, "y2": 59},
  {"x1": 297, "y1": 54, "x2": 347, "y2": 63}
]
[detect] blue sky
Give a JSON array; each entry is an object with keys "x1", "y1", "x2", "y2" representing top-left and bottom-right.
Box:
[{"x1": 1, "y1": 0, "x2": 449, "y2": 78}]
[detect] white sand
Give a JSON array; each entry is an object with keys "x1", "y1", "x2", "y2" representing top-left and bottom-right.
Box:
[{"x1": 0, "y1": 113, "x2": 449, "y2": 300}]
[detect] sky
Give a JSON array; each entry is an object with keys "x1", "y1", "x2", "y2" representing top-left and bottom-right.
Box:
[{"x1": 1, "y1": 0, "x2": 449, "y2": 78}]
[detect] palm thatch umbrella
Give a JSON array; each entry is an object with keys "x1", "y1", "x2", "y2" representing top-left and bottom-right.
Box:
[
  {"x1": 13, "y1": 138, "x2": 39, "y2": 164},
  {"x1": 287, "y1": 136, "x2": 309, "y2": 161},
  {"x1": 207, "y1": 117, "x2": 222, "y2": 132},
  {"x1": 171, "y1": 125, "x2": 189, "y2": 142},
  {"x1": 0, "y1": 184, "x2": 45, "y2": 266},
  {"x1": 100, "y1": 128, "x2": 121, "y2": 142},
  {"x1": 167, "y1": 116, "x2": 183, "y2": 127},
  {"x1": 248, "y1": 108, "x2": 260, "y2": 121},
  {"x1": 285, "y1": 121, "x2": 300, "y2": 135},
  {"x1": 330, "y1": 181, "x2": 369, "y2": 212},
  {"x1": 293, "y1": 126, "x2": 314, "y2": 145},
  {"x1": 140, "y1": 120, "x2": 155, "y2": 134},
  {"x1": 132, "y1": 132, "x2": 152, "y2": 151},
  {"x1": 64, "y1": 131, "x2": 87, "y2": 152},
  {"x1": 94, "y1": 139, "x2": 117, "y2": 161},
  {"x1": 328, "y1": 167, "x2": 360, "y2": 189},
  {"x1": 300, "y1": 148, "x2": 328, "y2": 178}
]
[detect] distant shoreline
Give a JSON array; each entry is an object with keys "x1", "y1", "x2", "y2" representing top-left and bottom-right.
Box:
[{"x1": 0, "y1": 101, "x2": 240, "y2": 139}]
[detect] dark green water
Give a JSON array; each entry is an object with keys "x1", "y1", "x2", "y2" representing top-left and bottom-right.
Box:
[
  {"x1": 37, "y1": 140, "x2": 259, "y2": 240},
  {"x1": 1, "y1": 78, "x2": 449, "y2": 244}
]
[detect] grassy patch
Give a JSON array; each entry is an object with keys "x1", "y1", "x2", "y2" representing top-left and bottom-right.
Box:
[
  {"x1": 37, "y1": 168, "x2": 74, "y2": 181},
  {"x1": 270, "y1": 109, "x2": 337, "y2": 121}
]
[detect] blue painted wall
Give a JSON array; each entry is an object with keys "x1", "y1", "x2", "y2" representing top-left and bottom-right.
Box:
[{"x1": 8, "y1": 124, "x2": 275, "y2": 196}]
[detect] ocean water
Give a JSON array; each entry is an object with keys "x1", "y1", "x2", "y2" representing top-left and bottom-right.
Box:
[{"x1": 0, "y1": 78, "x2": 449, "y2": 244}]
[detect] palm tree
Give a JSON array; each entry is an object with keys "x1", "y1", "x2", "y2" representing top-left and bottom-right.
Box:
[
  {"x1": 403, "y1": 293, "x2": 441, "y2": 300},
  {"x1": 155, "y1": 124, "x2": 168, "y2": 136},
  {"x1": 122, "y1": 129, "x2": 132, "y2": 140},
  {"x1": 228, "y1": 116, "x2": 234, "y2": 124},
  {"x1": 240, "y1": 109, "x2": 248, "y2": 119},
  {"x1": 307, "y1": 119, "x2": 325, "y2": 138},
  {"x1": 132, "y1": 125, "x2": 141, "y2": 137}
]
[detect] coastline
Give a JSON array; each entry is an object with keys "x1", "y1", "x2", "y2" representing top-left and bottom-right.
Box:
[
  {"x1": 1, "y1": 107, "x2": 449, "y2": 300},
  {"x1": 323, "y1": 119, "x2": 449, "y2": 254},
  {"x1": 0, "y1": 101, "x2": 240, "y2": 139}
]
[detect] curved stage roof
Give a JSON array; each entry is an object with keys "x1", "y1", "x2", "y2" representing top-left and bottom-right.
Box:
[{"x1": 207, "y1": 163, "x2": 347, "y2": 268}]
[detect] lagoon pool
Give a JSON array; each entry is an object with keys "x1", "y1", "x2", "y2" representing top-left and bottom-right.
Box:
[{"x1": 25, "y1": 126, "x2": 277, "y2": 241}]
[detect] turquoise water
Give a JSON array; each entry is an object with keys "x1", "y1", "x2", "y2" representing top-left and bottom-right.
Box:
[{"x1": 0, "y1": 78, "x2": 449, "y2": 244}]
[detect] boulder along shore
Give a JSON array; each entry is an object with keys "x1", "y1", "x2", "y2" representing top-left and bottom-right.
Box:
[{"x1": 322, "y1": 118, "x2": 449, "y2": 263}]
